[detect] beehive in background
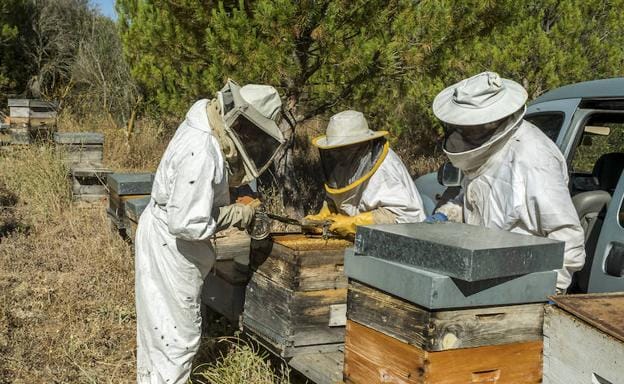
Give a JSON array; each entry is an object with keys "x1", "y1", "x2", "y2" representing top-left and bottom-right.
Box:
[
  {"x1": 124, "y1": 195, "x2": 151, "y2": 241},
  {"x1": 107, "y1": 173, "x2": 154, "y2": 235},
  {"x1": 343, "y1": 223, "x2": 563, "y2": 384},
  {"x1": 243, "y1": 234, "x2": 351, "y2": 358},
  {"x1": 70, "y1": 166, "x2": 111, "y2": 202},
  {"x1": 8, "y1": 99, "x2": 57, "y2": 144},
  {"x1": 543, "y1": 293, "x2": 624, "y2": 384},
  {"x1": 54, "y1": 132, "x2": 104, "y2": 166}
]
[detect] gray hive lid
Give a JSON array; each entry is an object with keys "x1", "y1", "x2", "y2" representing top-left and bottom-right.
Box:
[
  {"x1": 107, "y1": 173, "x2": 155, "y2": 195},
  {"x1": 8, "y1": 99, "x2": 58, "y2": 109},
  {"x1": 54, "y1": 132, "x2": 104, "y2": 145},
  {"x1": 344, "y1": 250, "x2": 556, "y2": 309},
  {"x1": 355, "y1": 222, "x2": 564, "y2": 282},
  {"x1": 125, "y1": 196, "x2": 151, "y2": 221},
  {"x1": 8, "y1": 99, "x2": 30, "y2": 107}
]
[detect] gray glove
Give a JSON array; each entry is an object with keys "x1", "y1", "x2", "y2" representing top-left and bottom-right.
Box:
[{"x1": 215, "y1": 203, "x2": 255, "y2": 232}]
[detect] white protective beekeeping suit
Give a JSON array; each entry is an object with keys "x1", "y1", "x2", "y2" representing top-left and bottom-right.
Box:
[
  {"x1": 327, "y1": 149, "x2": 425, "y2": 222},
  {"x1": 433, "y1": 72, "x2": 585, "y2": 290},
  {"x1": 306, "y1": 110, "x2": 425, "y2": 237},
  {"x1": 135, "y1": 81, "x2": 286, "y2": 384}
]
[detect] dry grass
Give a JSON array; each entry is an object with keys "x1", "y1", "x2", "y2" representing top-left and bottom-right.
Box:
[
  {"x1": 0, "y1": 136, "x2": 298, "y2": 384},
  {"x1": 193, "y1": 338, "x2": 291, "y2": 384},
  {"x1": 0, "y1": 146, "x2": 135, "y2": 383}
]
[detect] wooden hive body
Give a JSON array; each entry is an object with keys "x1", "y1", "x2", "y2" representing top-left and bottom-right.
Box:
[
  {"x1": 70, "y1": 166, "x2": 112, "y2": 202},
  {"x1": 243, "y1": 234, "x2": 351, "y2": 357},
  {"x1": 348, "y1": 280, "x2": 544, "y2": 352},
  {"x1": 54, "y1": 132, "x2": 105, "y2": 167},
  {"x1": 8, "y1": 99, "x2": 58, "y2": 144},
  {"x1": 543, "y1": 294, "x2": 624, "y2": 384},
  {"x1": 106, "y1": 173, "x2": 154, "y2": 234},
  {"x1": 344, "y1": 320, "x2": 543, "y2": 384},
  {"x1": 202, "y1": 259, "x2": 251, "y2": 323}
]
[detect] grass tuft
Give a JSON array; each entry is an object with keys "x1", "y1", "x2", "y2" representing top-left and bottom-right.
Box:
[{"x1": 193, "y1": 338, "x2": 291, "y2": 384}]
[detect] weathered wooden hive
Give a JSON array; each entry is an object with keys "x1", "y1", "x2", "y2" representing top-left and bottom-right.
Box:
[
  {"x1": 343, "y1": 223, "x2": 564, "y2": 384},
  {"x1": 107, "y1": 173, "x2": 154, "y2": 235},
  {"x1": 53, "y1": 132, "x2": 104, "y2": 166},
  {"x1": 543, "y1": 293, "x2": 624, "y2": 384},
  {"x1": 124, "y1": 195, "x2": 151, "y2": 241},
  {"x1": 243, "y1": 234, "x2": 352, "y2": 358},
  {"x1": 70, "y1": 166, "x2": 112, "y2": 202},
  {"x1": 8, "y1": 99, "x2": 57, "y2": 144}
]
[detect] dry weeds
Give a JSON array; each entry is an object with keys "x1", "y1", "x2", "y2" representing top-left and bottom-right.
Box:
[
  {"x1": 194, "y1": 338, "x2": 291, "y2": 384},
  {"x1": 0, "y1": 138, "x2": 295, "y2": 384},
  {"x1": 0, "y1": 146, "x2": 135, "y2": 383}
]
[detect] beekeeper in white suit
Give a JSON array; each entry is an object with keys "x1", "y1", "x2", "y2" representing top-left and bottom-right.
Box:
[
  {"x1": 135, "y1": 80, "x2": 287, "y2": 383},
  {"x1": 430, "y1": 71, "x2": 585, "y2": 292},
  {"x1": 306, "y1": 110, "x2": 425, "y2": 236}
]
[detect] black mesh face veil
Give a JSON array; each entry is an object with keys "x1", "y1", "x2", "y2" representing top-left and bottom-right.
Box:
[
  {"x1": 229, "y1": 114, "x2": 281, "y2": 174},
  {"x1": 319, "y1": 137, "x2": 386, "y2": 190},
  {"x1": 443, "y1": 109, "x2": 524, "y2": 153}
]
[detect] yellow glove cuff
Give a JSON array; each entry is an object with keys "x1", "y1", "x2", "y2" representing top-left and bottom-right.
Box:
[{"x1": 330, "y1": 211, "x2": 374, "y2": 237}]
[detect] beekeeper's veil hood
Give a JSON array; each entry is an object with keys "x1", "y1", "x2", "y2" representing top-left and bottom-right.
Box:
[
  {"x1": 212, "y1": 79, "x2": 286, "y2": 186},
  {"x1": 433, "y1": 72, "x2": 528, "y2": 175},
  {"x1": 312, "y1": 110, "x2": 389, "y2": 195}
]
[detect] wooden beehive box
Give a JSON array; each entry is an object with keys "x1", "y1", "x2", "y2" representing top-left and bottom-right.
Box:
[
  {"x1": 202, "y1": 259, "x2": 251, "y2": 323},
  {"x1": 70, "y1": 165, "x2": 112, "y2": 202},
  {"x1": 124, "y1": 195, "x2": 151, "y2": 241},
  {"x1": 345, "y1": 320, "x2": 543, "y2": 384},
  {"x1": 342, "y1": 222, "x2": 561, "y2": 384},
  {"x1": 543, "y1": 294, "x2": 624, "y2": 384},
  {"x1": 243, "y1": 234, "x2": 352, "y2": 358},
  {"x1": 347, "y1": 280, "x2": 545, "y2": 352},
  {"x1": 8, "y1": 99, "x2": 57, "y2": 144},
  {"x1": 54, "y1": 132, "x2": 104, "y2": 166},
  {"x1": 107, "y1": 173, "x2": 154, "y2": 234},
  {"x1": 344, "y1": 280, "x2": 545, "y2": 383}
]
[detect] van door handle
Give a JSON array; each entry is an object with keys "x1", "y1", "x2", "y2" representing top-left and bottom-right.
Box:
[{"x1": 605, "y1": 242, "x2": 624, "y2": 277}]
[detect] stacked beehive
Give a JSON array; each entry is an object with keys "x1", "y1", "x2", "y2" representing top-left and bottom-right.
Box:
[
  {"x1": 8, "y1": 99, "x2": 57, "y2": 144},
  {"x1": 54, "y1": 132, "x2": 104, "y2": 166},
  {"x1": 106, "y1": 173, "x2": 154, "y2": 236},
  {"x1": 344, "y1": 222, "x2": 564, "y2": 384},
  {"x1": 543, "y1": 293, "x2": 624, "y2": 383},
  {"x1": 124, "y1": 195, "x2": 151, "y2": 241},
  {"x1": 53, "y1": 132, "x2": 110, "y2": 202},
  {"x1": 243, "y1": 235, "x2": 352, "y2": 358}
]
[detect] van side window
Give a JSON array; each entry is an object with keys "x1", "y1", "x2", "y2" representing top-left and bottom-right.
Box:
[
  {"x1": 525, "y1": 112, "x2": 564, "y2": 142},
  {"x1": 572, "y1": 117, "x2": 624, "y2": 175}
]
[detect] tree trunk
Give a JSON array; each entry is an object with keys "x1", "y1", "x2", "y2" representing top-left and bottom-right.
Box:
[{"x1": 271, "y1": 108, "x2": 304, "y2": 218}]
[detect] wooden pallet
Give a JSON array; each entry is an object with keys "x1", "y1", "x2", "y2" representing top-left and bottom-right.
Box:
[
  {"x1": 243, "y1": 234, "x2": 351, "y2": 358},
  {"x1": 347, "y1": 280, "x2": 544, "y2": 351},
  {"x1": 289, "y1": 350, "x2": 344, "y2": 384},
  {"x1": 344, "y1": 320, "x2": 543, "y2": 384}
]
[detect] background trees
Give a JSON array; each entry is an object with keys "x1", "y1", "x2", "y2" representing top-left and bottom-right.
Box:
[
  {"x1": 1, "y1": 0, "x2": 138, "y2": 122},
  {"x1": 2, "y1": 0, "x2": 624, "y2": 147},
  {"x1": 116, "y1": 0, "x2": 624, "y2": 142}
]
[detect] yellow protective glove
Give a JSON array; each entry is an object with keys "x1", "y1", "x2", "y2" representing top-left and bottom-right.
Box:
[
  {"x1": 304, "y1": 201, "x2": 334, "y2": 222},
  {"x1": 329, "y1": 211, "x2": 374, "y2": 238}
]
